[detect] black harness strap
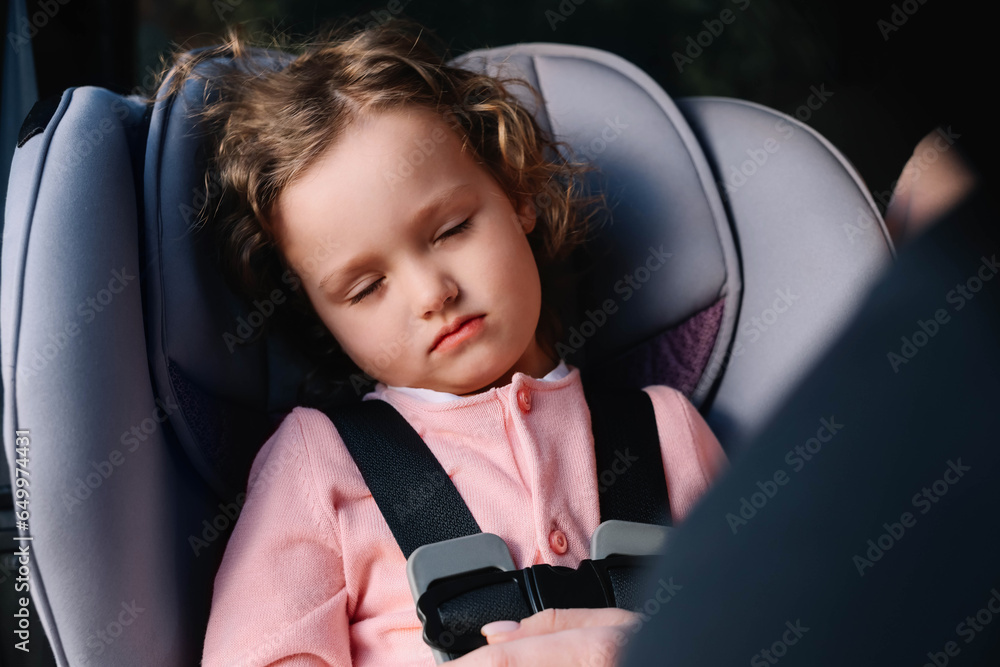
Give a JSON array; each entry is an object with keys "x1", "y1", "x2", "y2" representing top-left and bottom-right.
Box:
[
  {"x1": 325, "y1": 399, "x2": 481, "y2": 559},
  {"x1": 582, "y1": 377, "x2": 671, "y2": 527}
]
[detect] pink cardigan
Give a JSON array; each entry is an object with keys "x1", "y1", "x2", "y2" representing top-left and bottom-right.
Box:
[{"x1": 202, "y1": 363, "x2": 727, "y2": 666}]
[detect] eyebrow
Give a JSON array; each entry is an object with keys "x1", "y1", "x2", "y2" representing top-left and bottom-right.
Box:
[{"x1": 318, "y1": 183, "x2": 473, "y2": 293}]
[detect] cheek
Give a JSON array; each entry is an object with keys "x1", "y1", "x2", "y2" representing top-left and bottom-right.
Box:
[
  {"x1": 481, "y1": 220, "x2": 539, "y2": 282},
  {"x1": 309, "y1": 303, "x2": 367, "y2": 362},
  {"x1": 322, "y1": 307, "x2": 414, "y2": 376},
  {"x1": 480, "y1": 233, "x2": 542, "y2": 317},
  {"x1": 328, "y1": 324, "x2": 383, "y2": 377},
  {"x1": 325, "y1": 312, "x2": 372, "y2": 357},
  {"x1": 506, "y1": 235, "x2": 542, "y2": 294}
]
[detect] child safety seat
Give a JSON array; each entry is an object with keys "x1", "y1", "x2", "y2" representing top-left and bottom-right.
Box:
[{"x1": 2, "y1": 42, "x2": 893, "y2": 666}]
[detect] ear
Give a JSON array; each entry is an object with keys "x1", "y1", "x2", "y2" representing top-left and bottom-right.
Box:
[{"x1": 516, "y1": 197, "x2": 537, "y2": 234}]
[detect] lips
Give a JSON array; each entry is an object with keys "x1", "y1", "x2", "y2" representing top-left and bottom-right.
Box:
[{"x1": 431, "y1": 314, "x2": 484, "y2": 353}]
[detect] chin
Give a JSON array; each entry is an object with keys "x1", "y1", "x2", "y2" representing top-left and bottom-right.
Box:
[{"x1": 450, "y1": 362, "x2": 512, "y2": 395}]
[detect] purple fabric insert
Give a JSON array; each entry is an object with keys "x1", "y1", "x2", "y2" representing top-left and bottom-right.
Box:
[{"x1": 589, "y1": 297, "x2": 726, "y2": 397}]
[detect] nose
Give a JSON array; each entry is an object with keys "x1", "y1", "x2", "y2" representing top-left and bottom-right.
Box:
[{"x1": 410, "y1": 262, "x2": 459, "y2": 318}]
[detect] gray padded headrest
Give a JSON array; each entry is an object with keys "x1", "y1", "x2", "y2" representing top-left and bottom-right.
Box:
[{"x1": 145, "y1": 55, "x2": 289, "y2": 498}]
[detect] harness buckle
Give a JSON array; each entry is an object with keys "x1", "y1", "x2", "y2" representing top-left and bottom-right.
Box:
[{"x1": 406, "y1": 521, "x2": 671, "y2": 662}]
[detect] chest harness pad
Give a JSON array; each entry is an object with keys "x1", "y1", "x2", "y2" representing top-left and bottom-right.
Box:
[{"x1": 323, "y1": 374, "x2": 671, "y2": 660}]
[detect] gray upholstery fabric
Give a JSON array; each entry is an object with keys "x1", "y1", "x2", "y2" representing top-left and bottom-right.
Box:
[
  {"x1": 144, "y1": 53, "x2": 302, "y2": 500},
  {"x1": 2, "y1": 88, "x2": 215, "y2": 666},
  {"x1": 1, "y1": 43, "x2": 890, "y2": 666},
  {"x1": 678, "y1": 97, "x2": 893, "y2": 452}
]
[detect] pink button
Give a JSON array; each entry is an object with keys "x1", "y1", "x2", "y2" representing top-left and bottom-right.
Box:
[
  {"x1": 517, "y1": 388, "x2": 531, "y2": 412},
  {"x1": 549, "y1": 529, "x2": 568, "y2": 555}
]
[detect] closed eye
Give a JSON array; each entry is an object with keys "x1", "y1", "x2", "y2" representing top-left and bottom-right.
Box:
[
  {"x1": 437, "y1": 219, "x2": 471, "y2": 241},
  {"x1": 349, "y1": 277, "x2": 384, "y2": 305}
]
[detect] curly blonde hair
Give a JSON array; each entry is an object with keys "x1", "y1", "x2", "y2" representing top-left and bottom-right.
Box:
[{"x1": 155, "y1": 18, "x2": 605, "y2": 405}]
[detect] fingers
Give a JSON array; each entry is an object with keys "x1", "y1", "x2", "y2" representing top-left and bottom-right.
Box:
[
  {"x1": 521, "y1": 607, "x2": 641, "y2": 634},
  {"x1": 455, "y1": 625, "x2": 629, "y2": 667},
  {"x1": 483, "y1": 607, "x2": 641, "y2": 644}
]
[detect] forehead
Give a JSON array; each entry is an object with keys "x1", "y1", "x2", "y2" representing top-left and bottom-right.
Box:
[{"x1": 272, "y1": 108, "x2": 477, "y2": 269}]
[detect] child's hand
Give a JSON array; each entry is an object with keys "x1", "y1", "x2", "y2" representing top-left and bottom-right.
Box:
[{"x1": 449, "y1": 607, "x2": 642, "y2": 667}]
